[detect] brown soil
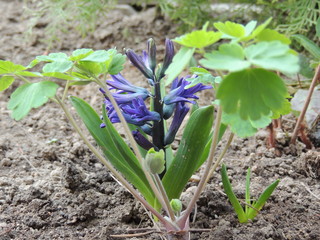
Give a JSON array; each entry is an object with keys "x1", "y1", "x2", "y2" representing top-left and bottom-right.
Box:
[{"x1": 0, "y1": 1, "x2": 319, "y2": 239}]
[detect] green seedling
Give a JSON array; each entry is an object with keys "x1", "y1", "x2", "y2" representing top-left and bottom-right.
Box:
[{"x1": 221, "y1": 164, "x2": 279, "y2": 223}]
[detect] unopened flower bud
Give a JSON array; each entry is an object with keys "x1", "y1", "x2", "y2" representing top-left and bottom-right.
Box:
[
  {"x1": 170, "y1": 199, "x2": 182, "y2": 216},
  {"x1": 144, "y1": 148, "x2": 165, "y2": 174},
  {"x1": 147, "y1": 38, "x2": 156, "y2": 73}
]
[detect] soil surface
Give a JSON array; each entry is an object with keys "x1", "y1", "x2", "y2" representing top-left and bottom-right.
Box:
[{"x1": 0, "y1": 1, "x2": 320, "y2": 239}]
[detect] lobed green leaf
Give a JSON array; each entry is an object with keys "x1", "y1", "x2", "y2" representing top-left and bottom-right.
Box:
[
  {"x1": 174, "y1": 30, "x2": 222, "y2": 48},
  {"x1": 0, "y1": 76, "x2": 15, "y2": 91},
  {"x1": 0, "y1": 60, "x2": 26, "y2": 74},
  {"x1": 7, "y1": 81, "x2": 59, "y2": 120},
  {"x1": 200, "y1": 43, "x2": 250, "y2": 72},
  {"x1": 217, "y1": 69, "x2": 288, "y2": 121}
]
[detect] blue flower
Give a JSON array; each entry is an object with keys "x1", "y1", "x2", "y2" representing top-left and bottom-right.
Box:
[
  {"x1": 159, "y1": 38, "x2": 174, "y2": 79},
  {"x1": 164, "y1": 102, "x2": 189, "y2": 145},
  {"x1": 106, "y1": 73, "x2": 151, "y2": 104},
  {"x1": 163, "y1": 76, "x2": 212, "y2": 105},
  {"x1": 101, "y1": 97, "x2": 160, "y2": 127}
]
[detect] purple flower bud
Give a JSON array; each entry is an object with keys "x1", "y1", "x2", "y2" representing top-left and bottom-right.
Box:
[
  {"x1": 126, "y1": 49, "x2": 154, "y2": 79},
  {"x1": 132, "y1": 130, "x2": 155, "y2": 150},
  {"x1": 147, "y1": 38, "x2": 157, "y2": 73},
  {"x1": 164, "y1": 102, "x2": 189, "y2": 145},
  {"x1": 159, "y1": 38, "x2": 174, "y2": 79}
]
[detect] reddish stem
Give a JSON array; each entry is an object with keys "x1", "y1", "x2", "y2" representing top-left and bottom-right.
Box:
[{"x1": 291, "y1": 65, "x2": 320, "y2": 144}]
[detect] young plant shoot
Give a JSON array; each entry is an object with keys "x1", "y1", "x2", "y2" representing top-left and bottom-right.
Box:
[{"x1": 0, "y1": 18, "x2": 300, "y2": 239}]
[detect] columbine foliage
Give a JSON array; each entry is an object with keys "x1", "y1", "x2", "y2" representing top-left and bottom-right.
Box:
[{"x1": 0, "y1": 18, "x2": 299, "y2": 239}]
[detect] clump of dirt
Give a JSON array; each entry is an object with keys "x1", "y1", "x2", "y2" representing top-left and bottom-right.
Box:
[{"x1": 0, "y1": 1, "x2": 320, "y2": 239}]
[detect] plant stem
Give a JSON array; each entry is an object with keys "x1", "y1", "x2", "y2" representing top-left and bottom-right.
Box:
[
  {"x1": 95, "y1": 77, "x2": 174, "y2": 220},
  {"x1": 153, "y1": 81, "x2": 165, "y2": 151},
  {"x1": 291, "y1": 64, "x2": 320, "y2": 144},
  {"x1": 154, "y1": 174, "x2": 176, "y2": 222},
  {"x1": 205, "y1": 132, "x2": 234, "y2": 183},
  {"x1": 179, "y1": 106, "x2": 223, "y2": 225},
  {"x1": 55, "y1": 95, "x2": 171, "y2": 224},
  {"x1": 62, "y1": 80, "x2": 70, "y2": 102}
]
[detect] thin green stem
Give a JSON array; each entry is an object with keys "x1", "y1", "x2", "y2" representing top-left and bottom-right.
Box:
[
  {"x1": 206, "y1": 132, "x2": 234, "y2": 183},
  {"x1": 179, "y1": 106, "x2": 223, "y2": 225},
  {"x1": 15, "y1": 74, "x2": 31, "y2": 84},
  {"x1": 154, "y1": 174, "x2": 176, "y2": 222},
  {"x1": 62, "y1": 80, "x2": 70, "y2": 102},
  {"x1": 55, "y1": 95, "x2": 171, "y2": 225}
]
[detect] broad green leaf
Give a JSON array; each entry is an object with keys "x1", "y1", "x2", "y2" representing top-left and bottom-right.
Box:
[
  {"x1": 271, "y1": 98, "x2": 291, "y2": 119},
  {"x1": 244, "y1": 20, "x2": 257, "y2": 36},
  {"x1": 108, "y1": 53, "x2": 126, "y2": 75},
  {"x1": 76, "y1": 61, "x2": 103, "y2": 75},
  {"x1": 221, "y1": 164, "x2": 247, "y2": 223},
  {"x1": 68, "y1": 80, "x2": 92, "y2": 86},
  {"x1": 43, "y1": 61, "x2": 73, "y2": 73},
  {"x1": 222, "y1": 112, "x2": 260, "y2": 137},
  {"x1": 42, "y1": 72, "x2": 76, "y2": 80},
  {"x1": 217, "y1": 69, "x2": 288, "y2": 121},
  {"x1": 165, "y1": 47, "x2": 195, "y2": 86},
  {"x1": 70, "y1": 48, "x2": 94, "y2": 61},
  {"x1": 162, "y1": 106, "x2": 214, "y2": 200},
  {"x1": 200, "y1": 43, "x2": 250, "y2": 72},
  {"x1": 298, "y1": 54, "x2": 315, "y2": 78},
  {"x1": 256, "y1": 29, "x2": 291, "y2": 44},
  {"x1": 7, "y1": 81, "x2": 59, "y2": 120},
  {"x1": 81, "y1": 50, "x2": 112, "y2": 62},
  {"x1": 245, "y1": 41, "x2": 300, "y2": 74},
  {"x1": 0, "y1": 60, "x2": 26, "y2": 74},
  {"x1": 0, "y1": 76, "x2": 15, "y2": 91},
  {"x1": 36, "y1": 52, "x2": 69, "y2": 62},
  {"x1": 214, "y1": 21, "x2": 246, "y2": 39},
  {"x1": 70, "y1": 97, "x2": 155, "y2": 204},
  {"x1": 247, "y1": 179, "x2": 279, "y2": 220},
  {"x1": 291, "y1": 34, "x2": 320, "y2": 60},
  {"x1": 173, "y1": 30, "x2": 222, "y2": 48}
]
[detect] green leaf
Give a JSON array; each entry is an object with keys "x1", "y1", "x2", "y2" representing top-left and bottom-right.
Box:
[
  {"x1": 68, "y1": 80, "x2": 92, "y2": 86},
  {"x1": 165, "y1": 47, "x2": 195, "y2": 86},
  {"x1": 173, "y1": 30, "x2": 222, "y2": 48},
  {"x1": 200, "y1": 43, "x2": 250, "y2": 72},
  {"x1": 70, "y1": 48, "x2": 94, "y2": 61},
  {"x1": 242, "y1": 17, "x2": 272, "y2": 41},
  {"x1": 271, "y1": 98, "x2": 291, "y2": 119},
  {"x1": 245, "y1": 167, "x2": 251, "y2": 215},
  {"x1": 43, "y1": 61, "x2": 73, "y2": 73},
  {"x1": 108, "y1": 53, "x2": 126, "y2": 75},
  {"x1": 81, "y1": 50, "x2": 112, "y2": 62},
  {"x1": 221, "y1": 164, "x2": 247, "y2": 223},
  {"x1": 0, "y1": 76, "x2": 15, "y2": 91},
  {"x1": 217, "y1": 69, "x2": 288, "y2": 121},
  {"x1": 214, "y1": 21, "x2": 246, "y2": 39},
  {"x1": 70, "y1": 97, "x2": 155, "y2": 204},
  {"x1": 256, "y1": 29, "x2": 291, "y2": 44},
  {"x1": 76, "y1": 61, "x2": 103, "y2": 75},
  {"x1": 222, "y1": 111, "x2": 272, "y2": 137},
  {"x1": 245, "y1": 41, "x2": 299, "y2": 74},
  {"x1": 0, "y1": 60, "x2": 26, "y2": 74},
  {"x1": 15, "y1": 71, "x2": 42, "y2": 77},
  {"x1": 185, "y1": 67, "x2": 218, "y2": 89},
  {"x1": 291, "y1": 34, "x2": 320, "y2": 60},
  {"x1": 36, "y1": 52, "x2": 69, "y2": 62},
  {"x1": 7, "y1": 81, "x2": 59, "y2": 120},
  {"x1": 162, "y1": 106, "x2": 214, "y2": 200},
  {"x1": 42, "y1": 72, "x2": 76, "y2": 80},
  {"x1": 247, "y1": 179, "x2": 279, "y2": 220}
]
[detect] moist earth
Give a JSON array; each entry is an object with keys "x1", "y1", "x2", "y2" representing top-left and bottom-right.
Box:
[{"x1": 0, "y1": 1, "x2": 319, "y2": 239}]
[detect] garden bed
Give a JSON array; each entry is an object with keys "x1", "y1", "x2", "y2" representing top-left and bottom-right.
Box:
[{"x1": 0, "y1": 1, "x2": 319, "y2": 239}]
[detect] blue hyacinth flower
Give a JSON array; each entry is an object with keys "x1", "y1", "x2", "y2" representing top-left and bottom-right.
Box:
[{"x1": 163, "y1": 76, "x2": 212, "y2": 105}]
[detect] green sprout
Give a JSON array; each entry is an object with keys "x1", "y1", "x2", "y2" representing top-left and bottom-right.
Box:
[{"x1": 221, "y1": 164, "x2": 280, "y2": 223}]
